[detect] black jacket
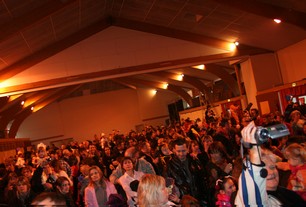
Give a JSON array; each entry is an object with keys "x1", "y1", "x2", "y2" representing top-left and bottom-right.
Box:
[
  {"x1": 7, "y1": 189, "x2": 37, "y2": 207},
  {"x1": 167, "y1": 154, "x2": 209, "y2": 201}
]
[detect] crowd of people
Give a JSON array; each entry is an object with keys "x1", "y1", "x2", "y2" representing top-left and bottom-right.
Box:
[{"x1": 0, "y1": 101, "x2": 305, "y2": 207}]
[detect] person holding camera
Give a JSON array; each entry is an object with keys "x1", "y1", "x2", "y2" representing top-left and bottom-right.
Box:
[{"x1": 234, "y1": 121, "x2": 306, "y2": 206}]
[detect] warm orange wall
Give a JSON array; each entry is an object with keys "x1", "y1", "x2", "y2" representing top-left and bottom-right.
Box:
[
  {"x1": 256, "y1": 91, "x2": 280, "y2": 115},
  {"x1": 250, "y1": 53, "x2": 283, "y2": 91},
  {"x1": 277, "y1": 39, "x2": 306, "y2": 84},
  {"x1": 17, "y1": 88, "x2": 178, "y2": 144}
]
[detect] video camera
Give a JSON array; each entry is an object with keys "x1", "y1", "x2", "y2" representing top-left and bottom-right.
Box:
[{"x1": 243, "y1": 123, "x2": 290, "y2": 148}]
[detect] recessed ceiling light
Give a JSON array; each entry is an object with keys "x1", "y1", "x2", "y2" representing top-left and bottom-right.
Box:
[{"x1": 274, "y1": 19, "x2": 281, "y2": 24}]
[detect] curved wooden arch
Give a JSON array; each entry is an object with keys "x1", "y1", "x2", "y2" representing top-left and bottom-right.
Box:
[
  {"x1": 117, "y1": 77, "x2": 194, "y2": 107},
  {"x1": 204, "y1": 64, "x2": 240, "y2": 96},
  {"x1": 167, "y1": 84, "x2": 193, "y2": 107},
  {"x1": 9, "y1": 85, "x2": 81, "y2": 138}
]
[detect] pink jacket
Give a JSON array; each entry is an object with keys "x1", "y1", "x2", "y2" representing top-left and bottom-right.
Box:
[{"x1": 84, "y1": 179, "x2": 117, "y2": 207}]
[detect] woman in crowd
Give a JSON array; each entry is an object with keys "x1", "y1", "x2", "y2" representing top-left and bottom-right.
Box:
[
  {"x1": 55, "y1": 176, "x2": 76, "y2": 207},
  {"x1": 7, "y1": 176, "x2": 37, "y2": 207},
  {"x1": 84, "y1": 165, "x2": 117, "y2": 207},
  {"x1": 137, "y1": 174, "x2": 177, "y2": 207},
  {"x1": 21, "y1": 165, "x2": 33, "y2": 182},
  {"x1": 49, "y1": 159, "x2": 73, "y2": 186},
  {"x1": 118, "y1": 156, "x2": 144, "y2": 207},
  {"x1": 206, "y1": 141, "x2": 234, "y2": 206},
  {"x1": 189, "y1": 140, "x2": 209, "y2": 167},
  {"x1": 202, "y1": 135, "x2": 213, "y2": 160}
]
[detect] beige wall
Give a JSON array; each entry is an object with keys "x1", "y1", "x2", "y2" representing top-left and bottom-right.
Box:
[
  {"x1": 250, "y1": 53, "x2": 283, "y2": 91},
  {"x1": 17, "y1": 88, "x2": 178, "y2": 144},
  {"x1": 240, "y1": 59, "x2": 258, "y2": 109},
  {"x1": 277, "y1": 39, "x2": 306, "y2": 84},
  {"x1": 137, "y1": 88, "x2": 179, "y2": 123}
]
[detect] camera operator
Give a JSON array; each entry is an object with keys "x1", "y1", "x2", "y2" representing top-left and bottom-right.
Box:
[{"x1": 234, "y1": 121, "x2": 306, "y2": 206}]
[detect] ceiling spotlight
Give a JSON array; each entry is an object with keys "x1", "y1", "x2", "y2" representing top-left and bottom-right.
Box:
[
  {"x1": 273, "y1": 19, "x2": 281, "y2": 24},
  {"x1": 192, "y1": 64, "x2": 205, "y2": 70},
  {"x1": 177, "y1": 73, "x2": 184, "y2": 81},
  {"x1": 163, "y1": 83, "x2": 169, "y2": 89},
  {"x1": 31, "y1": 106, "x2": 34, "y2": 111},
  {"x1": 21, "y1": 101, "x2": 25, "y2": 105},
  {"x1": 234, "y1": 41, "x2": 239, "y2": 46}
]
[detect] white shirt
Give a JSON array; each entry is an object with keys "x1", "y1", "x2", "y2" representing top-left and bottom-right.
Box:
[{"x1": 118, "y1": 170, "x2": 144, "y2": 207}]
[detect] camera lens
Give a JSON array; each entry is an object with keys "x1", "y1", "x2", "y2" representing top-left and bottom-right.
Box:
[{"x1": 255, "y1": 127, "x2": 270, "y2": 144}]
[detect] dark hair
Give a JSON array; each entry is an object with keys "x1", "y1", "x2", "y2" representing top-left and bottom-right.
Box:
[
  {"x1": 219, "y1": 118, "x2": 229, "y2": 127},
  {"x1": 55, "y1": 176, "x2": 70, "y2": 188},
  {"x1": 173, "y1": 138, "x2": 187, "y2": 147},
  {"x1": 120, "y1": 157, "x2": 134, "y2": 173},
  {"x1": 208, "y1": 141, "x2": 231, "y2": 161},
  {"x1": 21, "y1": 165, "x2": 32, "y2": 174},
  {"x1": 215, "y1": 176, "x2": 237, "y2": 192},
  {"x1": 49, "y1": 160, "x2": 63, "y2": 173},
  {"x1": 16, "y1": 176, "x2": 31, "y2": 190}
]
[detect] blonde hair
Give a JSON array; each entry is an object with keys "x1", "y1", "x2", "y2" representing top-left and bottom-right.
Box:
[
  {"x1": 137, "y1": 174, "x2": 167, "y2": 207},
  {"x1": 284, "y1": 143, "x2": 306, "y2": 163}
]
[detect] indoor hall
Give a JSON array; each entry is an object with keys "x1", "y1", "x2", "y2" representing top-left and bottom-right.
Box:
[{"x1": 0, "y1": 1, "x2": 305, "y2": 206}]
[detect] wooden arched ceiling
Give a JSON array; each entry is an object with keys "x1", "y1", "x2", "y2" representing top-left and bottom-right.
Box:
[{"x1": 0, "y1": 0, "x2": 305, "y2": 137}]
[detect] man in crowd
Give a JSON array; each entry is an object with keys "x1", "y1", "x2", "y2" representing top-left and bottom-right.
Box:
[{"x1": 167, "y1": 138, "x2": 209, "y2": 206}]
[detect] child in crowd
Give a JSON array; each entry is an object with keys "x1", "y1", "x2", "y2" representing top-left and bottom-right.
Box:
[
  {"x1": 215, "y1": 176, "x2": 237, "y2": 207},
  {"x1": 282, "y1": 143, "x2": 306, "y2": 200}
]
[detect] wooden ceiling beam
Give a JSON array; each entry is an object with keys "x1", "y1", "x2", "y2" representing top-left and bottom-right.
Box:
[
  {"x1": 214, "y1": 0, "x2": 306, "y2": 30},
  {"x1": 112, "y1": 79, "x2": 137, "y2": 90},
  {"x1": 8, "y1": 108, "x2": 32, "y2": 138},
  {"x1": 151, "y1": 71, "x2": 211, "y2": 99},
  {"x1": 204, "y1": 64, "x2": 240, "y2": 96},
  {"x1": 33, "y1": 85, "x2": 81, "y2": 113},
  {"x1": 0, "y1": 97, "x2": 9, "y2": 109},
  {"x1": 0, "y1": 17, "x2": 112, "y2": 81},
  {"x1": 8, "y1": 85, "x2": 81, "y2": 137},
  {"x1": 112, "y1": 17, "x2": 271, "y2": 53},
  {"x1": 141, "y1": 73, "x2": 193, "y2": 89},
  {"x1": 0, "y1": 89, "x2": 59, "y2": 129},
  {"x1": 0, "y1": 52, "x2": 260, "y2": 96},
  {"x1": 118, "y1": 77, "x2": 194, "y2": 107}
]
